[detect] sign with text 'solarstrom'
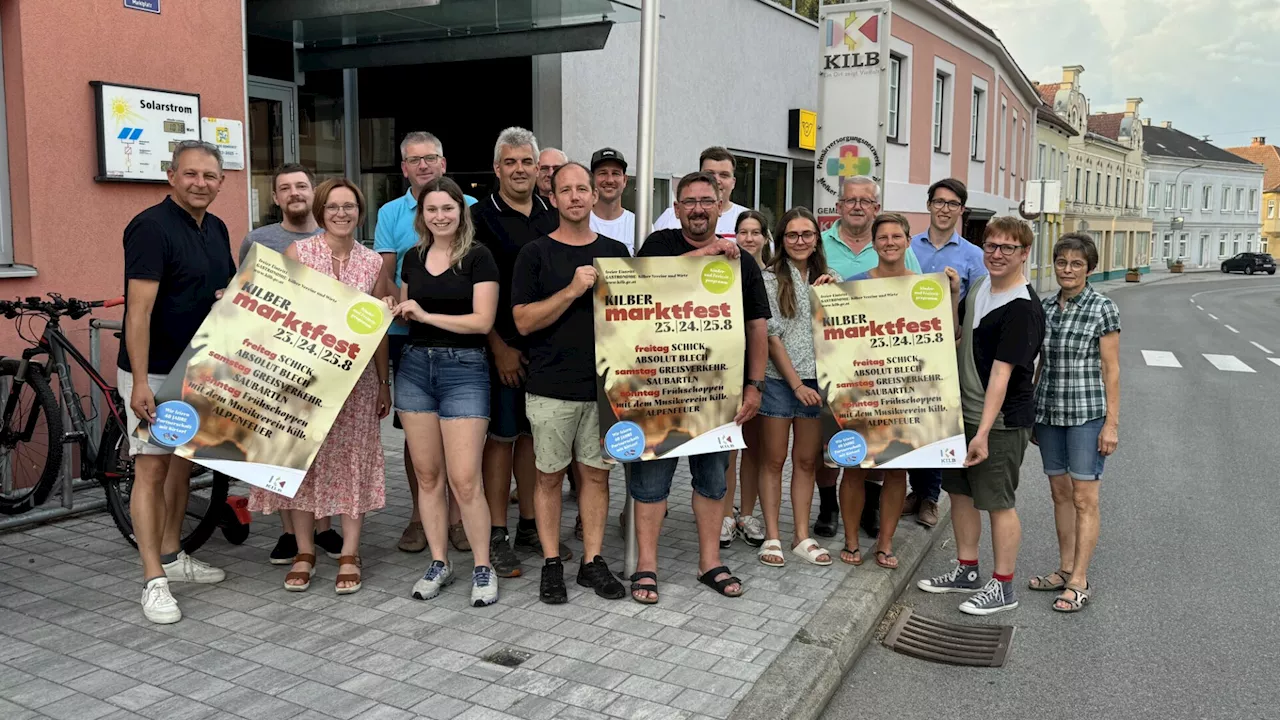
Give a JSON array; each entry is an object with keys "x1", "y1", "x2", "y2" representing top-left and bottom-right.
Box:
[{"x1": 92, "y1": 81, "x2": 199, "y2": 183}]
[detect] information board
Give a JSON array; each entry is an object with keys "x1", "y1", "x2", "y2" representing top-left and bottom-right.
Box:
[{"x1": 92, "y1": 81, "x2": 199, "y2": 183}]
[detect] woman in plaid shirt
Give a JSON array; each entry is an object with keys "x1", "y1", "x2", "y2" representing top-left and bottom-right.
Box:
[{"x1": 1029, "y1": 234, "x2": 1120, "y2": 613}]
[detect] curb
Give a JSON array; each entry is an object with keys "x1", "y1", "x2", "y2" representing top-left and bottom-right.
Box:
[{"x1": 733, "y1": 499, "x2": 953, "y2": 720}]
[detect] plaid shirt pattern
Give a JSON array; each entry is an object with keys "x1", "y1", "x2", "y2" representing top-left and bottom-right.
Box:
[{"x1": 1034, "y1": 284, "x2": 1121, "y2": 426}]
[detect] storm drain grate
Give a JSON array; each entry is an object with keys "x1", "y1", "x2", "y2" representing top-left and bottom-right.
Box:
[
  {"x1": 482, "y1": 647, "x2": 533, "y2": 668},
  {"x1": 882, "y1": 608, "x2": 1014, "y2": 667}
]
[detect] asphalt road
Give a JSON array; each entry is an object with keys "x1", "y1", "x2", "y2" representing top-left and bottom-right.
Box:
[{"x1": 822, "y1": 274, "x2": 1280, "y2": 720}]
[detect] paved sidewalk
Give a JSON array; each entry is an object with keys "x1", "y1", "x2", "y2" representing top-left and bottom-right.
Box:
[{"x1": 0, "y1": 423, "x2": 923, "y2": 720}]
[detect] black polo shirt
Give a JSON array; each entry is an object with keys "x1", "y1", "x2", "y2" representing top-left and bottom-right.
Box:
[
  {"x1": 472, "y1": 192, "x2": 559, "y2": 348},
  {"x1": 117, "y1": 196, "x2": 234, "y2": 374}
]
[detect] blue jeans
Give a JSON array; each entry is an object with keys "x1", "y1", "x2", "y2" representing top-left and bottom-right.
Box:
[
  {"x1": 1035, "y1": 419, "x2": 1106, "y2": 481},
  {"x1": 628, "y1": 452, "x2": 729, "y2": 503},
  {"x1": 908, "y1": 469, "x2": 942, "y2": 503},
  {"x1": 393, "y1": 346, "x2": 490, "y2": 420},
  {"x1": 759, "y1": 377, "x2": 823, "y2": 419}
]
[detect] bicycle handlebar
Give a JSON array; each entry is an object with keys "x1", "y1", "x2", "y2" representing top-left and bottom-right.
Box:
[{"x1": 0, "y1": 293, "x2": 126, "y2": 320}]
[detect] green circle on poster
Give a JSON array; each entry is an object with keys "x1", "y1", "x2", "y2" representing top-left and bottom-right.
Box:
[
  {"x1": 346, "y1": 301, "x2": 383, "y2": 334},
  {"x1": 911, "y1": 279, "x2": 944, "y2": 310},
  {"x1": 701, "y1": 261, "x2": 734, "y2": 294}
]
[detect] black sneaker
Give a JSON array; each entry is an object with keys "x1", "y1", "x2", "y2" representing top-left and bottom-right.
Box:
[
  {"x1": 813, "y1": 511, "x2": 838, "y2": 538},
  {"x1": 269, "y1": 533, "x2": 297, "y2": 565},
  {"x1": 514, "y1": 523, "x2": 573, "y2": 562},
  {"x1": 314, "y1": 529, "x2": 344, "y2": 559},
  {"x1": 577, "y1": 556, "x2": 626, "y2": 600},
  {"x1": 539, "y1": 559, "x2": 568, "y2": 604},
  {"x1": 489, "y1": 532, "x2": 523, "y2": 578}
]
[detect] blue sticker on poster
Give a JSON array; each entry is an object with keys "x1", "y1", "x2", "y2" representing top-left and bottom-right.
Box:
[
  {"x1": 604, "y1": 421, "x2": 645, "y2": 462},
  {"x1": 151, "y1": 400, "x2": 199, "y2": 447},
  {"x1": 828, "y1": 429, "x2": 867, "y2": 467}
]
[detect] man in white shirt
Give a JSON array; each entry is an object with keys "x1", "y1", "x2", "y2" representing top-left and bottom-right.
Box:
[
  {"x1": 653, "y1": 146, "x2": 748, "y2": 239},
  {"x1": 588, "y1": 148, "x2": 636, "y2": 255}
]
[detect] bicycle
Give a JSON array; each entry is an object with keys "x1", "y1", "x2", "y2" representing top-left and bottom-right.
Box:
[{"x1": 0, "y1": 293, "x2": 247, "y2": 551}]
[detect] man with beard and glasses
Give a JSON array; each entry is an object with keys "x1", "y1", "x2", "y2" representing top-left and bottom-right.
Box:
[
  {"x1": 589, "y1": 148, "x2": 636, "y2": 255},
  {"x1": 512, "y1": 163, "x2": 630, "y2": 605},
  {"x1": 376, "y1": 131, "x2": 477, "y2": 555}
]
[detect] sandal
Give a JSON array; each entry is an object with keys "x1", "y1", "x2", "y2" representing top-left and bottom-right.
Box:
[
  {"x1": 757, "y1": 539, "x2": 785, "y2": 567},
  {"x1": 284, "y1": 553, "x2": 315, "y2": 592},
  {"x1": 335, "y1": 555, "x2": 362, "y2": 595},
  {"x1": 697, "y1": 566, "x2": 744, "y2": 597},
  {"x1": 1053, "y1": 584, "x2": 1091, "y2": 613},
  {"x1": 874, "y1": 550, "x2": 898, "y2": 570},
  {"x1": 629, "y1": 571, "x2": 659, "y2": 605},
  {"x1": 839, "y1": 546, "x2": 862, "y2": 566},
  {"x1": 1028, "y1": 569, "x2": 1072, "y2": 591},
  {"x1": 791, "y1": 539, "x2": 833, "y2": 566}
]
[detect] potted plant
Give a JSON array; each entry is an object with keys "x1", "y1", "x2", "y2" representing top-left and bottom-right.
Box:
[
  {"x1": 1125, "y1": 267, "x2": 1141, "y2": 283},
  {"x1": 1171, "y1": 257, "x2": 1185, "y2": 273}
]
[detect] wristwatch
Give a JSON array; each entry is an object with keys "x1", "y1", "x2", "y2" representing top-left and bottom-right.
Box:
[
  {"x1": 745, "y1": 379, "x2": 765, "y2": 392},
  {"x1": 381, "y1": 378, "x2": 392, "y2": 386}
]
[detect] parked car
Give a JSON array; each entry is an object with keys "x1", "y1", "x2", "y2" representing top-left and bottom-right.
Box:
[{"x1": 1220, "y1": 252, "x2": 1276, "y2": 275}]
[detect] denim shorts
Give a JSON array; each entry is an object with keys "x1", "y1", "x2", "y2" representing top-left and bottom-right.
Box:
[
  {"x1": 1035, "y1": 419, "x2": 1106, "y2": 481},
  {"x1": 759, "y1": 377, "x2": 823, "y2": 420},
  {"x1": 627, "y1": 452, "x2": 729, "y2": 503},
  {"x1": 393, "y1": 346, "x2": 490, "y2": 420}
]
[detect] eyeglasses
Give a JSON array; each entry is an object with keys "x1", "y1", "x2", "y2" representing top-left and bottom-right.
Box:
[
  {"x1": 783, "y1": 231, "x2": 817, "y2": 243},
  {"x1": 929, "y1": 199, "x2": 963, "y2": 211},
  {"x1": 1054, "y1": 259, "x2": 1088, "y2": 271},
  {"x1": 982, "y1": 242, "x2": 1024, "y2": 256},
  {"x1": 404, "y1": 155, "x2": 441, "y2": 166},
  {"x1": 324, "y1": 203, "x2": 359, "y2": 215},
  {"x1": 838, "y1": 198, "x2": 877, "y2": 208},
  {"x1": 538, "y1": 164, "x2": 563, "y2": 175},
  {"x1": 678, "y1": 198, "x2": 718, "y2": 210}
]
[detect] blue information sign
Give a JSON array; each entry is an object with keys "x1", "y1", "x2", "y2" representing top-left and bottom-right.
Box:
[{"x1": 124, "y1": 0, "x2": 160, "y2": 14}]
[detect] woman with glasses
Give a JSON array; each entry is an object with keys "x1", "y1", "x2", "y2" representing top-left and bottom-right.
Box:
[
  {"x1": 250, "y1": 178, "x2": 391, "y2": 595},
  {"x1": 382, "y1": 177, "x2": 502, "y2": 607},
  {"x1": 842, "y1": 213, "x2": 959, "y2": 569},
  {"x1": 756, "y1": 208, "x2": 839, "y2": 567},
  {"x1": 1028, "y1": 234, "x2": 1119, "y2": 613},
  {"x1": 719, "y1": 211, "x2": 774, "y2": 551}
]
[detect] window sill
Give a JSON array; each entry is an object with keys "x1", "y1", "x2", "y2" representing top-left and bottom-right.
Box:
[
  {"x1": 934, "y1": 149, "x2": 950, "y2": 156},
  {"x1": 971, "y1": 156, "x2": 985, "y2": 163},
  {"x1": 887, "y1": 139, "x2": 908, "y2": 147},
  {"x1": 0, "y1": 264, "x2": 37, "y2": 279}
]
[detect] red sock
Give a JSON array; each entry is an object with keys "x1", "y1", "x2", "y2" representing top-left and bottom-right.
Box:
[
  {"x1": 993, "y1": 572, "x2": 1013, "y2": 583},
  {"x1": 958, "y1": 558, "x2": 978, "y2": 567}
]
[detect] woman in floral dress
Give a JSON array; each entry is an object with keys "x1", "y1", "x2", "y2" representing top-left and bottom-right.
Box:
[{"x1": 249, "y1": 178, "x2": 391, "y2": 594}]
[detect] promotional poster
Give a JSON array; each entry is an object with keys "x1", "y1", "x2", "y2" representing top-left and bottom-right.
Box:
[
  {"x1": 593, "y1": 256, "x2": 747, "y2": 462},
  {"x1": 134, "y1": 245, "x2": 391, "y2": 497},
  {"x1": 810, "y1": 274, "x2": 965, "y2": 469}
]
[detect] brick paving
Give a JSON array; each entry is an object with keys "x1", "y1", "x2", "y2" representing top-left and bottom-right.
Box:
[{"x1": 0, "y1": 421, "x2": 884, "y2": 720}]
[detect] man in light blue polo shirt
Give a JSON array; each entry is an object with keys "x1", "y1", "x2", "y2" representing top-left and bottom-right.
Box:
[
  {"x1": 374, "y1": 130, "x2": 477, "y2": 554},
  {"x1": 821, "y1": 176, "x2": 922, "y2": 279},
  {"x1": 905, "y1": 177, "x2": 987, "y2": 529}
]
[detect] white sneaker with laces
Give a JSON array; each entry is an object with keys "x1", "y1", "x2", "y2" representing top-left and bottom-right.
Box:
[
  {"x1": 163, "y1": 551, "x2": 226, "y2": 584},
  {"x1": 719, "y1": 515, "x2": 737, "y2": 549},
  {"x1": 141, "y1": 577, "x2": 181, "y2": 624},
  {"x1": 737, "y1": 515, "x2": 766, "y2": 547}
]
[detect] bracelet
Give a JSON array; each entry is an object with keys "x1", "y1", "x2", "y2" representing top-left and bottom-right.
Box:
[{"x1": 791, "y1": 383, "x2": 802, "y2": 392}]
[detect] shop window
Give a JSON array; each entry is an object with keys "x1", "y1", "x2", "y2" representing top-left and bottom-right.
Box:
[{"x1": 729, "y1": 150, "x2": 794, "y2": 231}]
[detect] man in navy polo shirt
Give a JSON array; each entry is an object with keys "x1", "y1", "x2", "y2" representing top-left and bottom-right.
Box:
[
  {"x1": 907, "y1": 178, "x2": 987, "y2": 528},
  {"x1": 375, "y1": 131, "x2": 477, "y2": 554}
]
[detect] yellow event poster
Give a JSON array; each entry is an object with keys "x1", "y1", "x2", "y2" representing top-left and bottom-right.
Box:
[
  {"x1": 810, "y1": 274, "x2": 965, "y2": 469},
  {"x1": 135, "y1": 245, "x2": 391, "y2": 497},
  {"x1": 593, "y1": 256, "x2": 746, "y2": 462}
]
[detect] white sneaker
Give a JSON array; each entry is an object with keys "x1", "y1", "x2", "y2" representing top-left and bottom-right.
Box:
[
  {"x1": 141, "y1": 577, "x2": 181, "y2": 624},
  {"x1": 737, "y1": 515, "x2": 766, "y2": 547},
  {"x1": 163, "y1": 551, "x2": 226, "y2": 584},
  {"x1": 471, "y1": 566, "x2": 498, "y2": 607},
  {"x1": 719, "y1": 516, "x2": 737, "y2": 549}
]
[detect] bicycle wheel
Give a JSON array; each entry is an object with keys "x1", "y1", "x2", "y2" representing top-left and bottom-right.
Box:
[
  {"x1": 97, "y1": 414, "x2": 229, "y2": 554},
  {"x1": 0, "y1": 359, "x2": 64, "y2": 515}
]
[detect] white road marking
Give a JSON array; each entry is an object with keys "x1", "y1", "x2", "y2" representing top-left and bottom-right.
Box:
[
  {"x1": 1204, "y1": 354, "x2": 1255, "y2": 373},
  {"x1": 1207, "y1": 313, "x2": 1219, "y2": 320},
  {"x1": 1142, "y1": 350, "x2": 1181, "y2": 368},
  {"x1": 1224, "y1": 325, "x2": 1239, "y2": 334},
  {"x1": 1194, "y1": 304, "x2": 1203, "y2": 311},
  {"x1": 1251, "y1": 341, "x2": 1273, "y2": 354},
  {"x1": 1270, "y1": 358, "x2": 1280, "y2": 368}
]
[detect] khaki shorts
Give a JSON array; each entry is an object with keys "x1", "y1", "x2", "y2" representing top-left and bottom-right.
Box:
[
  {"x1": 525, "y1": 393, "x2": 608, "y2": 474},
  {"x1": 117, "y1": 369, "x2": 174, "y2": 457},
  {"x1": 941, "y1": 423, "x2": 1031, "y2": 511}
]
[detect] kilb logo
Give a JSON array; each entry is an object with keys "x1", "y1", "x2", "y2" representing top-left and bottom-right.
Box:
[
  {"x1": 826, "y1": 145, "x2": 872, "y2": 179},
  {"x1": 825, "y1": 12, "x2": 879, "y2": 51}
]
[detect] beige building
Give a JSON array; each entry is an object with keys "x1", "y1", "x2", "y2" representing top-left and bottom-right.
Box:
[
  {"x1": 1031, "y1": 97, "x2": 1078, "y2": 290},
  {"x1": 1226, "y1": 138, "x2": 1280, "y2": 254},
  {"x1": 1038, "y1": 66, "x2": 1153, "y2": 279}
]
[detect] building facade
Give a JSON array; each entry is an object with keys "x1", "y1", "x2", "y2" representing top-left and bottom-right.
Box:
[
  {"x1": 1143, "y1": 123, "x2": 1264, "y2": 268},
  {"x1": 1225, "y1": 137, "x2": 1280, "y2": 255},
  {"x1": 1031, "y1": 98, "x2": 1078, "y2": 290},
  {"x1": 1037, "y1": 66, "x2": 1153, "y2": 280}
]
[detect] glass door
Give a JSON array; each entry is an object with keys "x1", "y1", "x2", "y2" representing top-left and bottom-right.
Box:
[{"x1": 248, "y1": 77, "x2": 298, "y2": 230}]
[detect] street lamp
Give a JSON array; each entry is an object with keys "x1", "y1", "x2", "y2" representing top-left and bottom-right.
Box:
[{"x1": 1168, "y1": 163, "x2": 1203, "y2": 264}]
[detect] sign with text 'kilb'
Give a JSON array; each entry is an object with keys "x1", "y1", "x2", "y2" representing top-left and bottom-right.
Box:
[{"x1": 815, "y1": 1, "x2": 892, "y2": 230}]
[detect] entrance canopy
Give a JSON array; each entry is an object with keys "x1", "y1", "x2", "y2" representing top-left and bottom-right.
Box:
[{"x1": 246, "y1": 0, "x2": 640, "y2": 70}]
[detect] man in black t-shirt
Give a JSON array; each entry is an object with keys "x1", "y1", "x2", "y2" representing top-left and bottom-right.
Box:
[
  {"x1": 117, "y1": 141, "x2": 235, "y2": 624},
  {"x1": 918, "y1": 217, "x2": 1045, "y2": 617},
  {"x1": 512, "y1": 163, "x2": 630, "y2": 605},
  {"x1": 472, "y1": 127, "x2": 565, "y2": 576},
  {"x1": 626, "y1": 172, "x2": 770, "y2": 604}
]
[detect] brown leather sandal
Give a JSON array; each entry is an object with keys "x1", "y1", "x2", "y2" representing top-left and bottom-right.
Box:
[
  {"x1": 335, "y1": 554, "x2": 362, "y2": 595},
  {"x1": 284, "y1": 553, "x2": 315, "y2": 592}
]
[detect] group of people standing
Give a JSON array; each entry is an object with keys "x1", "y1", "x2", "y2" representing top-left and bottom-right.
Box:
[{"x1": 118, "y1": 133, "x2": 1119, "y2": 625}]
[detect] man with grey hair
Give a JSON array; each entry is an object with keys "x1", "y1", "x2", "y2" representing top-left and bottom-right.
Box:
[
  {"x1": 536, "y1": 147, "x2": 569, "y2": 201},
  {"x1": 375, "y1": 131, "x2": 477, "y2": 554},
  {"x1": 473, "y1": 126, "x2": 566, "y2": 576},
  {"x1": 118, "y1": 140, "x2": 233, "y2": 623}
]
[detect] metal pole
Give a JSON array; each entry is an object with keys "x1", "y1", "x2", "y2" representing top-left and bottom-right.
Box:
[
  {"x1": 1037, "y1": 179, "x2": 1047, "y2": 290},
  {"x1": 626, "y1": 0, "x2": 660, "y2": 580}
]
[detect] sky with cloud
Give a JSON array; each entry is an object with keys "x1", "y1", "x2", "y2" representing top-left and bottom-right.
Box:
[{"x1": 954, "y1": 0, "x2": 1280, "y2": 149}]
